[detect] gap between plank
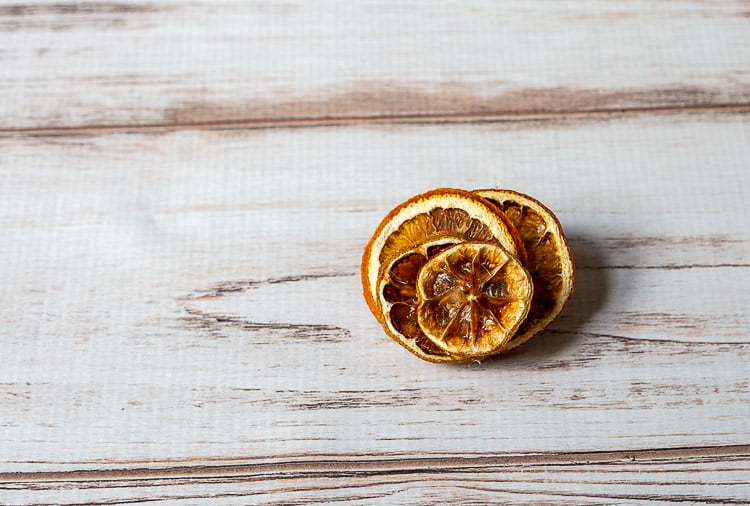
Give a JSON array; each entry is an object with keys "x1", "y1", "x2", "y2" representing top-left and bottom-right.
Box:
[
  {"x1": 2, "y1": 444, "x2": 748, "y2": 483},
  {"x1": 1, "y1": 103, "x2": 749, "y2": 137}
]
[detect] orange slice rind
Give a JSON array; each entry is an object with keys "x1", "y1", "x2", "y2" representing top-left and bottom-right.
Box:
[
  {"x1": 474, "y1": 189, "x2": 575, "y2": 352},
  {"x1": 416, "y1": 242, "x2": 533, "y2": 358}
]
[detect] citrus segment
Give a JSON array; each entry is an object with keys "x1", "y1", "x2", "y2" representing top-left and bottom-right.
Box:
[
  {"x1": 474, "y1": 189, "x2": 575, "y2": 351},
  {"x1": 416, "y1": 243, "x2": 533, "y2": 358},
  {"x1": 381, "y1": 207, "x2": 493, "y2": 264}
]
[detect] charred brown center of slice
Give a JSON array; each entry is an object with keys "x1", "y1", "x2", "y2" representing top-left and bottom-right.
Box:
[{"x1": 416, "y1": 243, "x2": 532, "y2": 357}]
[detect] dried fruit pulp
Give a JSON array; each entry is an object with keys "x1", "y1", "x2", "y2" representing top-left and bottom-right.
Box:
[{"x1": 416, "y1": 243, "x2": 532, "y2": 358}]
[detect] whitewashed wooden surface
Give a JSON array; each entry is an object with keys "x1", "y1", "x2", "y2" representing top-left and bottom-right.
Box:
[{"x1": 1, "y1": 1, "x2": 750, "y2": 504}]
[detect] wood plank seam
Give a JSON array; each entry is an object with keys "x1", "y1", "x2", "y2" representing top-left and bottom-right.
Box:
[
  {"x1": 587, "y1": 264, "x2": 750, "y2": 270},
  {"x1": 1, "y1": 445, "x2": 748, "y2": 483},
  {"x1": 544, "y1": 330, "x2": 750, "y2": 347},
  {"x1": 1, "y1": 103, "x2": 748, "y2": 137}
]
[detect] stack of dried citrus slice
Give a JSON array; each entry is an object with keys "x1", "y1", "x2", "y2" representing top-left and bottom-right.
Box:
[{"x1": 361, "y1": 188, "x2": 575, "y2": 363}]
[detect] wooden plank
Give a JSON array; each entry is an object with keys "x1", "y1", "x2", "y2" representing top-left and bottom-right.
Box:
[
  {"x1": 2, "y1": 446, "x2": 749, "y2": 504},
  {"x1": 1, "y1": 112, "x2": 748, "y2": 476},
  {"x1": 1, "y1": 0, "x2": 750, "y2": 130}
]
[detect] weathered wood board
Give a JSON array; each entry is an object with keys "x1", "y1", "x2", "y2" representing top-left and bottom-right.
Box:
[
  {"x1": 1, "y1": 0, "x2": 750, "y2": 130},
  {"x1": 3, "y1": 447, "x2": 750, "y2": 504},
  {"x1": 1, "y1": 113, "x2": 748, "y2": 480}
]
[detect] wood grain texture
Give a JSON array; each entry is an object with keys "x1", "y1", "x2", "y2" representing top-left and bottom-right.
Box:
[
  {"x1": 1, "y1": 113, "x2": 749, "y2": 484},
  {"x1": 1, "y1": 0, "x2": 750, "y2": 130},
  {"x1": 2, "y1": 446, "x2": 749, "y2": 504}
]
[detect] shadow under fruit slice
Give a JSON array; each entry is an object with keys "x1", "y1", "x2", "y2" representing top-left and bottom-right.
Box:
[
  {"x1": 416, "y1": 242, "x2": 533, "y2": 359},
  {"x1": 474, "y1": 189, "x2": 575, "y2": 352}
]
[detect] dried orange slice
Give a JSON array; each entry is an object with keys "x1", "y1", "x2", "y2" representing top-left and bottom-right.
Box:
[
  {"x1": 474, "y1": 189, "x2": 575, "y2": 351},
  {"x1": 362, "y1": 188, "x2": 526, "y2": 362},
  {"x1": 416, "y1": 242, "x2": 533, "y2": 358}
]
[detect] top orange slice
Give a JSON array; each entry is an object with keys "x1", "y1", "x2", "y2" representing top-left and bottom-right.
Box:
[
  {"x1": 474, "y1": 189, "x2": 575, "y2": 351},
  {"x1": 362, "y1": 188, "x2": 526, "y2": 362},
  {"x1": 417, "y1": 242, "x2": 533, "y2": 358}
]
